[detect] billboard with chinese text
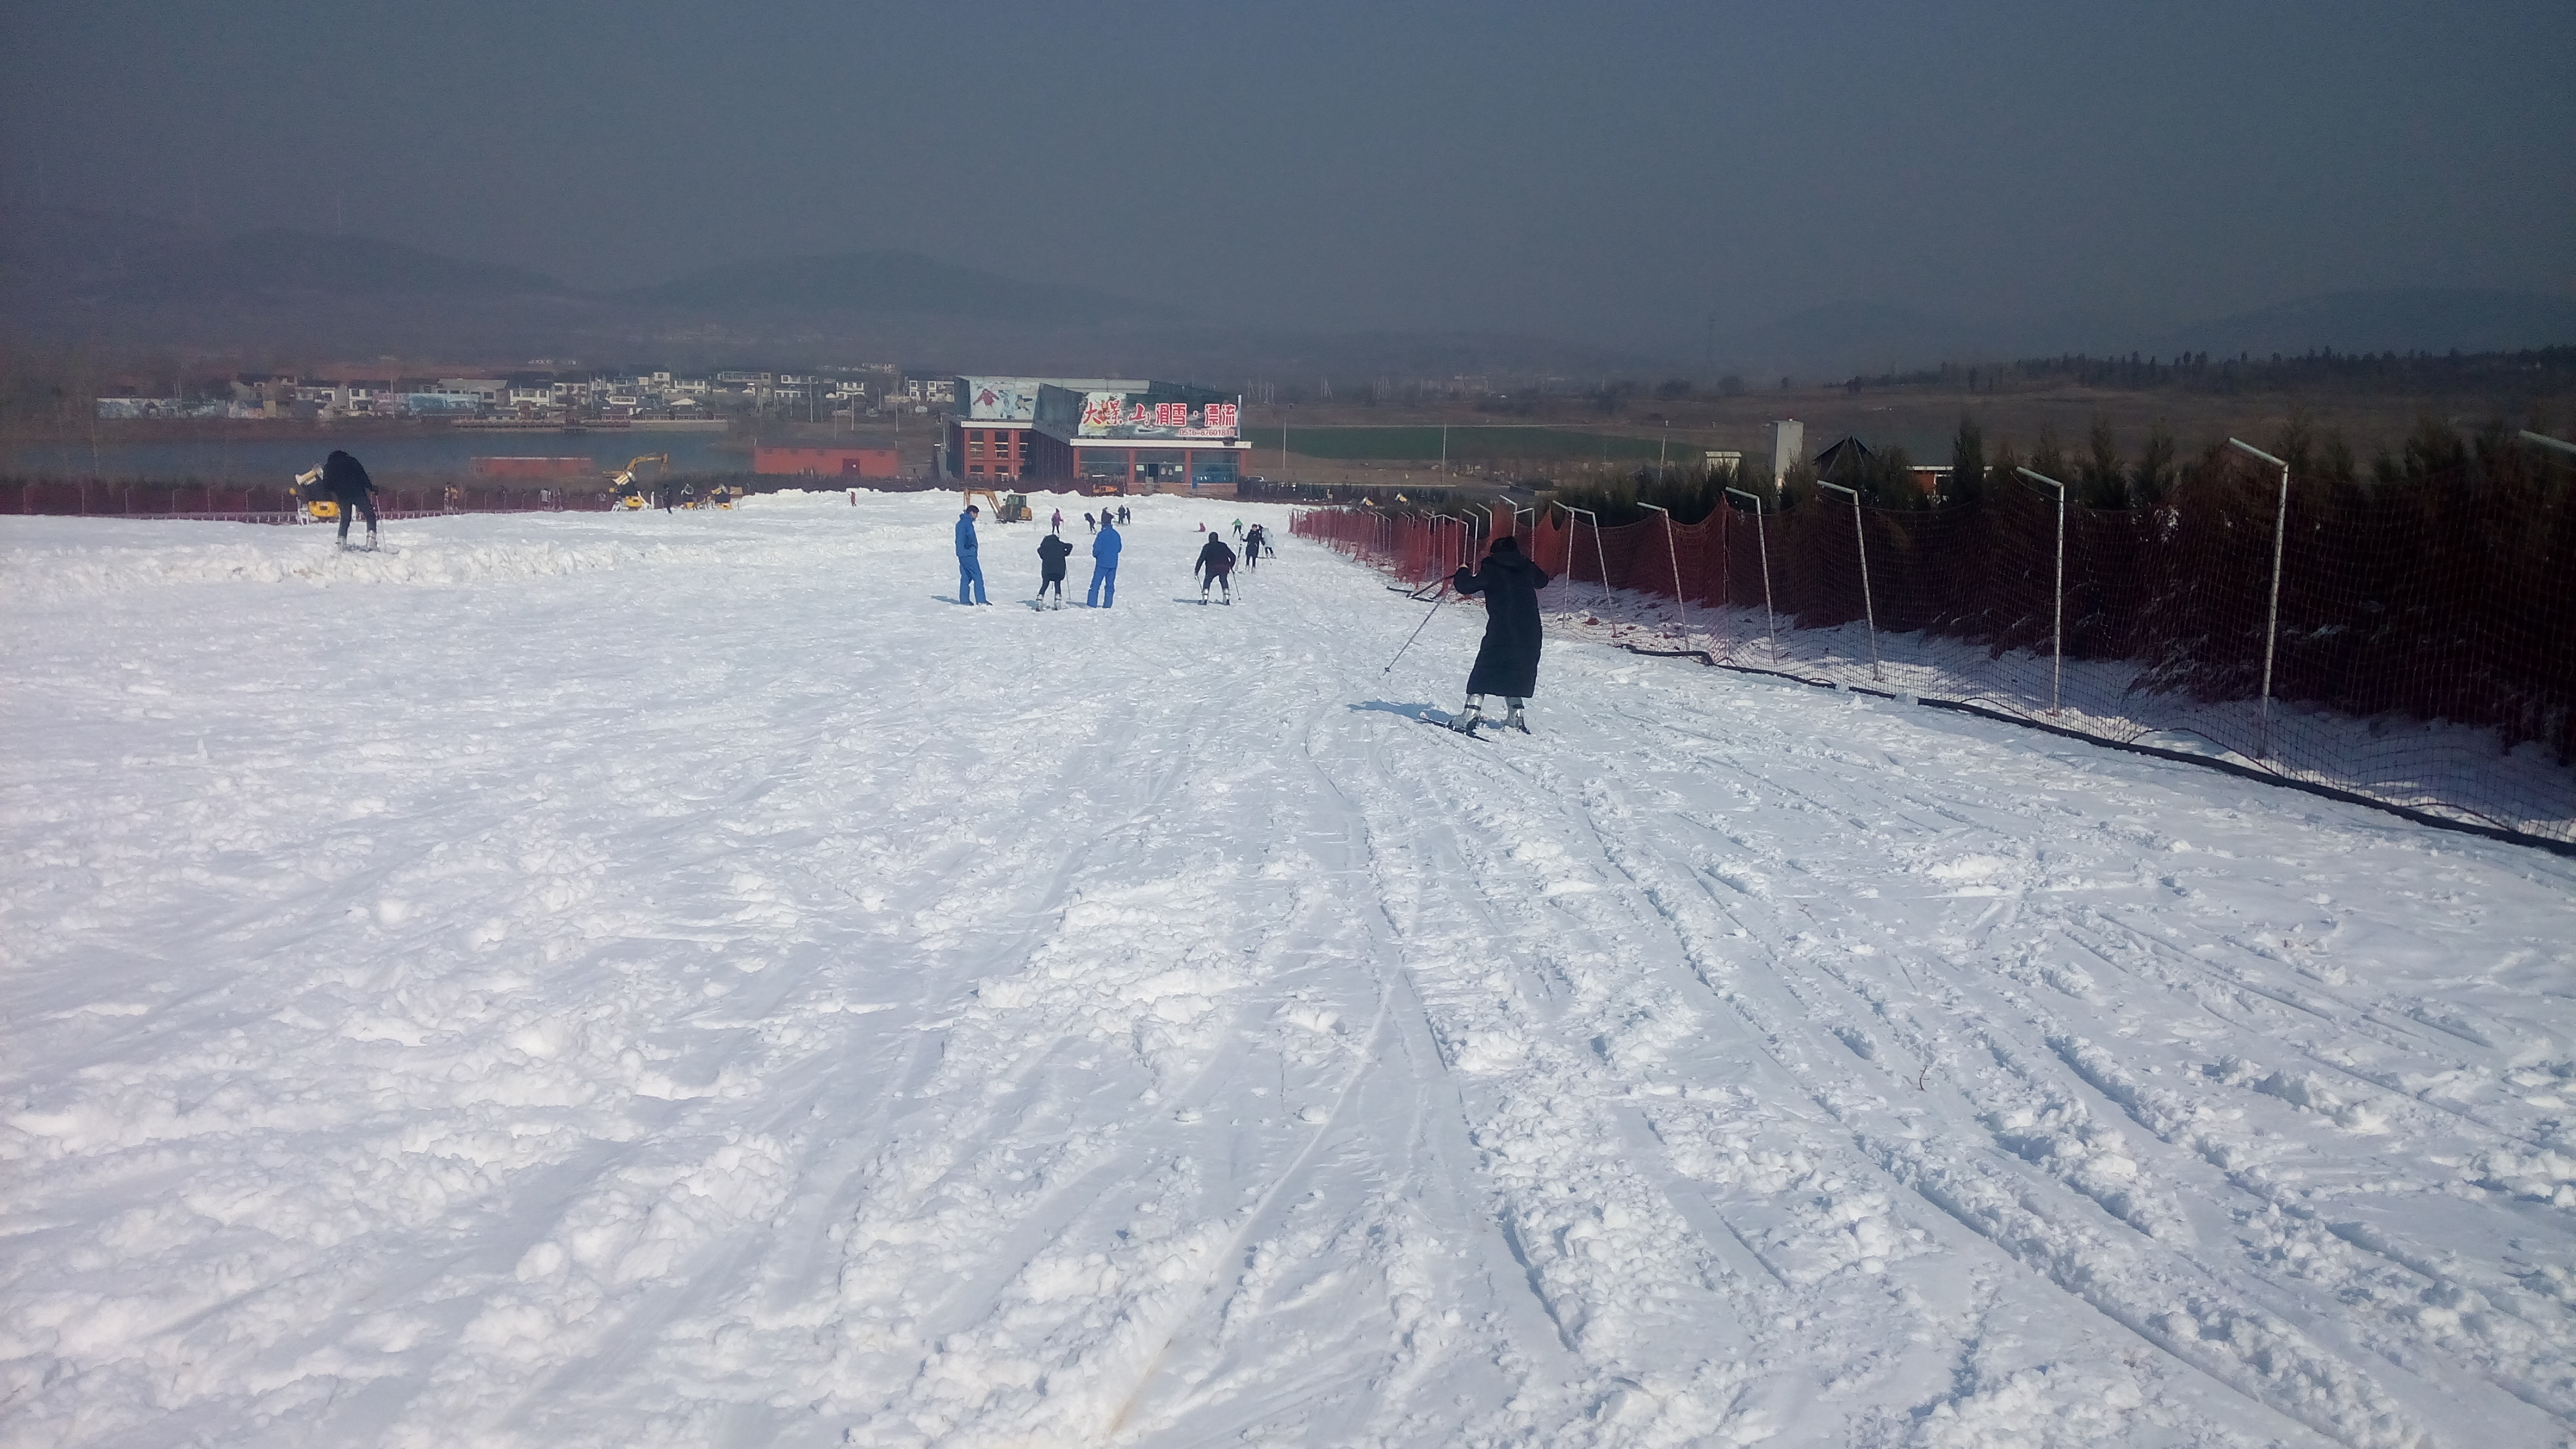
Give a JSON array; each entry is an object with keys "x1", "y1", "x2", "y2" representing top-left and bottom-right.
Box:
[{"x1": 1070, "y1": 391, "x2": 1239, "y2": 440}]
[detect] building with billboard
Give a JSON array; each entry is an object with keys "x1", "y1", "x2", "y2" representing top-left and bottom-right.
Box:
[
  {"x1": 944, "y1": 376, "x2": 1143, "y2": 480},
  {"x1": 1024, "y1": 382, "x2": 1250, "y2": 491}
]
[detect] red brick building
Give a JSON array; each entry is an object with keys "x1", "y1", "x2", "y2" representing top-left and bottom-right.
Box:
[{"x1": 755, "y1": 446, "x2": 899, "y2": 478}]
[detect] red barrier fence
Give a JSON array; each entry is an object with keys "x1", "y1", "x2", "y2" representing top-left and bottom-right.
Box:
[{"x1": 1295, "y1": 457, "x2": 2575, "y2": 849}]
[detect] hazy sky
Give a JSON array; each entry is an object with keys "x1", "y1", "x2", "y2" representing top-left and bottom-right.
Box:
[{"x1": 7, "y1": 0, "x2": 2571, "y2": 357}]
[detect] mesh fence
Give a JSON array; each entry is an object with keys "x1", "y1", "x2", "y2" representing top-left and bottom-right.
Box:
[{"x1": 1294, "y1": 445, "x2": 2576, "y2": 848}]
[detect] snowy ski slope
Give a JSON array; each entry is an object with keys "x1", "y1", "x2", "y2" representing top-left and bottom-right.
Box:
[{"x1": 3, "y1": 493, "x2": 2572, "y2": 1448}]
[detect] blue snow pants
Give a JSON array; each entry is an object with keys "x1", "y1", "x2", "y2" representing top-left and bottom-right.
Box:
[
  {"x1": 1086, "y1": 564, "x2": 1117, "y2": 608},
  {"x1": 958, "y1": 556, "x2": 988, "y2": 604}
]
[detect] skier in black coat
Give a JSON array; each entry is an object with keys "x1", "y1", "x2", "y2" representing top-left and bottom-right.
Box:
[
  {"x1": 321, "y1": 449, "x2": 380, "y2": 548},
  {"x1": 1035, "y1": 531, "x2": 1073, "y2": 608},
  {"x1": 1195, "y1": 534, "x2": 1237, "y2": 604},
  {"x1": 1449, "y1": 535, "x2": 1551, "y2": 732}
]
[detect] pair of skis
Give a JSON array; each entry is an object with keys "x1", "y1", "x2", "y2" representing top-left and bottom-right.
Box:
[{"x1": 1417, "y1": 709, "x2": 1528, "y2": 740}]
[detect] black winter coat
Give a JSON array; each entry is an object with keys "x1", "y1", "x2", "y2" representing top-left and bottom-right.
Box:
[
  {"x1": 1036, "y1": 534, "x2": 1073, "y2": 580},
  {"x1": 320, "y1": 450, "x2": 375, "y2": 500},
  {"x1": 1453, "y1": 546, "x2": 1551, "y2": 697},
  {"x1": 1196, "y1": 537, "x2": 1237, "y2": 579}
]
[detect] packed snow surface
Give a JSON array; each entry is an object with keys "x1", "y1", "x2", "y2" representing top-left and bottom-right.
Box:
[{"x1": 4, "y1": 494, "x2": 2573, "y2": 1449}]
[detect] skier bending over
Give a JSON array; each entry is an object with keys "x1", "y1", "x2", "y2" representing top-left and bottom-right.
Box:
[
  {"x1": 955, "y1": 503, "x2": 990, "y2": 604},
  {"x1": 1449, "y1": 535, "x2": 1551, "y2": 733},
  {"x1": 1087, "y1": 515, "x2": 1122, "y2": 607},
  {"x1": 1036, "y1": 530, "x2": 1072, "y2": 608},
  {"x1": 322, "y1": 449, "x2": 380, "y2": 549},
  {"x1": 1196, "y1": 533, "x2": 1237, "y2": 604}
]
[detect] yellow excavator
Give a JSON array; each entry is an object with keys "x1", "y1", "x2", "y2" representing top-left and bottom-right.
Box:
[
  {"x1": 291, "y1": 465, "x2": 339, "y2": 522},
  {"x1": 607, "y1": 453, "x2": 670, "y2": 509},
  {"x1": 961, "y1": 486, "x2": 1031, "y2": 522}
]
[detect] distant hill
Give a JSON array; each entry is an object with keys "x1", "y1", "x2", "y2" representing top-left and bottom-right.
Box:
[
  {"x1": 1725, "y1": 301, "x2": 1997, "y2": 380},
  {"x1": 1726, "y1": 287, "x2": 2576, "y2": 378},
  {"x1": 0, "y1": 212, "x2": 1669, "y2": 377},
  {"x1": 2, "y1": 209, "x2": 572, "y2": 304},
  {"x1": 623, "y1": 252, "x2": 1161, "y2": 328},
  {"x1": 2158, "y1": 288, "x2": 2576, "y2": 358}
]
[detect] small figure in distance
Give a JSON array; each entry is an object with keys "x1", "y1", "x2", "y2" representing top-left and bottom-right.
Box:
[
  {"x1": 1087, "y1": 511, "x2": 1122, "y2": 607},
  {"x1": 955, "y1": 502, "x2": 990, "y2": 605},
  {"x1": 1084, "y1": 510, "x2": 1096, "y2": 533},
  {"x1": 1120, "y1": 504, "x2": 1131, "y2": 524},
  {"x1": 1052, "y1": 506, "x2": 1064, "y2": 531},
  {"x1": 323, "y1": 449, "x2": 380, "y2": 550},
  {"x1": 1036, "y1": 528, "x2": 1072, "y2": 609},
  {"x1": 1448, "y1": 535, "x2": 1551, "y2": 734},
  {"x1": 1232, "y1": 518, "x2": 1244, "y2": 539},
  {"x1": 1196, "y1": 531, "x2": 1237, "y2": 605}
]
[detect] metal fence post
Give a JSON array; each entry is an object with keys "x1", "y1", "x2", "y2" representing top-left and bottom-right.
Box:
[
  {"x1": 1725, "y1": 486, "x2": 1778, "y2": 663},
  {"x1": 1637, "y1": 501, "x2": 1688, "y2": 644},
  {"x1": 2228, "y1": 439, "x2": 2291, "y2": 759},
  {"x1": 1815, "y1": 481, "x2": 1882, "y2": 681},
  {"x1": 1561, "y1": 505, "x2": 1610, "y2": 616},
  {"x1": 2016, "y1": 467, "x2": 2070, "y2": 716}
]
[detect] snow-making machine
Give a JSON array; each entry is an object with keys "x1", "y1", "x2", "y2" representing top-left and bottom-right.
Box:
[{"x1": 291, "y1": 466, "x2": 338, "y2": 522}]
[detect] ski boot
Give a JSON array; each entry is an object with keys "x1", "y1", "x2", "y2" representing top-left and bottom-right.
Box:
[
  {"x1": 1449, "y1": 696, "x2": 1485, "y2": 734},
  {"x1": 1504, "y1": 698, "x2": 1530, "y2": 734}
]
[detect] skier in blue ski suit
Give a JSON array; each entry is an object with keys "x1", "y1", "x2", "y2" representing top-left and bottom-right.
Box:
[
  {"x1": 955, "y1": 504, "x2": 989, "y2": 604},
  {"x1": 1087, "y1": 518, "x2": 1122, "y2": 607}
]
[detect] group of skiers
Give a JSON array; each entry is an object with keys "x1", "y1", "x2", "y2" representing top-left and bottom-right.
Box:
[
  {"x1": 950, "y1": 498, "x2": 1535, "y2": 733},
  {"x1": 956, "y1": 504, "x2": 1271, "y2": 610},
  {"x1": 312, "y1": 453, "x2": 1544, "y2": 735}
]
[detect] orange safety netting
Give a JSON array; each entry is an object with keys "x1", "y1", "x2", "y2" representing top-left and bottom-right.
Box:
[{"x1": 1293, "y1": 458, "x2": 2576, "y2": 847}]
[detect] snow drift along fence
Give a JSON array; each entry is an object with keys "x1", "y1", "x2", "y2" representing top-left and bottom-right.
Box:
[{"x1": 1294, "y1": 451, "x2": 2575, "y2": 847}]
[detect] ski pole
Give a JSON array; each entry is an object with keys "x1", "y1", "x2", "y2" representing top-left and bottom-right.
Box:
[{"x1": 1381, "y1": 583, "x2": 1450, "y2": 674}]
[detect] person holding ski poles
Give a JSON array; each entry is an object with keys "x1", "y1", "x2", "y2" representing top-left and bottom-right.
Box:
[
  {"x1": 1195, "y1": 532, "x2": 1237, "y2": 604},
  {"x1": 1035, "y1": 529, "x2": 1072, "y2": 608},
  {"x1": 321, "y1": 449, "x2": 381, "y2": 549},
  {"x1": 1087, "y1": 513, "x2": 1123, "y2": 607},
  {"x1": 1448, "y1": 534, "x2": 1550, "y2": 733},
  {"x1": 1241, "y1": 522, "x2": 1268, "y2": 571},
  {"x1": 955, "y1": 503, "x2": 989, "y2": 604}
]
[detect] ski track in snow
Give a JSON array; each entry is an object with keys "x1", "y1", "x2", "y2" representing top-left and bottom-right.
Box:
[{"x1": 3, "y1": 497, "x2": 2572, "y2": 1449}]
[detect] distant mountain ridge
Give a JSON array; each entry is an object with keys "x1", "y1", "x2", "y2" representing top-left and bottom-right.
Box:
[
  {"x1": 2159, "y1": 288, "x2": 2576, "y2": 359},
  {"x1": 1730, "y1": 288, "x2": 2576, "y2": 378},
  {"x1": 8, "y1": 209, "x2": 2570, "y2": 377},
  {"x1": 619, "y1": 252, "x2": 1163, "y2": 327}
]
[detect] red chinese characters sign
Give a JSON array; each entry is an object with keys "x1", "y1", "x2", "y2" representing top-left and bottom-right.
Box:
[{"x1": 1075, "y1": 393, "x2": 1239, "y2": 439}]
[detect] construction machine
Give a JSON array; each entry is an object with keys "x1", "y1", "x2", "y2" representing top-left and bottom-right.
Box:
[
  {"x1": 607, "y1": 453, "x2": 670, "y2": 509},
  {"x1": 961, "y1": 485, "x2": 1029, "y2": 521},
  {"x1": 291, "y1": 465, "x2": 339, "y2": 521}
]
